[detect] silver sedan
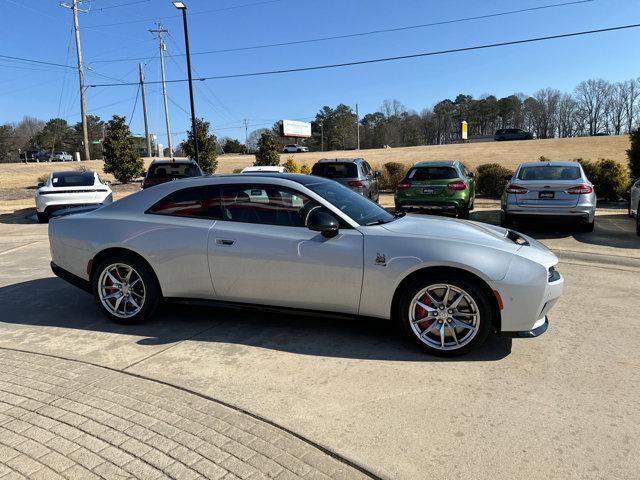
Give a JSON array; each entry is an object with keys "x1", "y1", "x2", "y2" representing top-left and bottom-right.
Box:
[
  {"x1": 48, "y1": 174, "x2": 563, "y2": 356},
  {"x1": 501, "y1": 161, "x2": 597, "y2": 231}
]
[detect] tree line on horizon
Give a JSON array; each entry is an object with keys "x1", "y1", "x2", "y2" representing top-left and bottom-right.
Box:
[{"x1": 1, "y1": 76, "x2": 639, "y2": 162}]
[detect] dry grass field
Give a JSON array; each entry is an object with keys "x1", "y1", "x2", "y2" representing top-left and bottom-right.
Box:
[{"x1": 0, "y1": 135, "x2": 630, "y2": 212}]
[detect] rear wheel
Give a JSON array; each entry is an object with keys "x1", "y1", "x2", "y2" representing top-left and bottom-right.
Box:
[
  {"x1": 457, "y1": 202, "x2": 470, "y2": 219},
  {"x1": 396, "y1": 273, "x2": 492, "y2": 356},
  {"x1": 580, "y1": 218, "x2": 595, "y2": 233},
  {"x1": 636, "y1": 202, "x2": 640, "y2": 236},
  {"x1": 500, "y1": 211, "x2": 512, "y2": 228},
  {"x1": 92, "y1": 254, "x2": 161, "y2": 324}
]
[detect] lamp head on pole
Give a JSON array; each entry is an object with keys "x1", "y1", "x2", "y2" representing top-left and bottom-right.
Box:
[{"x1": 172, "y1": 1, "x2": 186, "y2": 9}]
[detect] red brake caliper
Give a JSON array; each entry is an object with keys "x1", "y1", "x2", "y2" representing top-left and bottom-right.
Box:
[{"x1": 415, "y1": 294, "x2": 434, "y2": 332}]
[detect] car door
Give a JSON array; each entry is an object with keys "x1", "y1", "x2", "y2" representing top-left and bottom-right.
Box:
[
  {"x1": 632, "y1": 180, "x2": 640, "y2": 214},
  {"x1": 363, "y1": 161, "x2": 378, "y2": 199},
  {"x1": 208, "y1": 183, "x2": 364, "y2": 314}
]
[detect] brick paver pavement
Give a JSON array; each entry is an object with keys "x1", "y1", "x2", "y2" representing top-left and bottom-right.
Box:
[{"x1": 0, "y1": 349, "x2": 373, "y2": 480}]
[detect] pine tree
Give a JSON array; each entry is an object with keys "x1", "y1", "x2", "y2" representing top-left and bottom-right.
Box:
[
  {"x1": 103, "y1": 115, "x2": 143, "y2": 183},
  {"x1": 181, "y1": 118, "x2": 218, "y2": 174},
  {"x1": 254, "y1": 132, "x2": 280, "y2": 166}
]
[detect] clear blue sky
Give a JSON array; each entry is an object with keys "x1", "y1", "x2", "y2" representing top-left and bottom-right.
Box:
[{"x1": 1, "y1": 0, "x2": 639, "y2": 148}]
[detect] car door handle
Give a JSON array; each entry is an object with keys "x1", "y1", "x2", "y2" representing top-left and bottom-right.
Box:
[{"x1": 215, "y1": 238, "x2": 235, "y2": 246}]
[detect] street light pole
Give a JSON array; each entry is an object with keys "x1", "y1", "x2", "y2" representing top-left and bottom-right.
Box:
[{"x1": 173, "y1": 1, "x2": 198, "y2": 163}]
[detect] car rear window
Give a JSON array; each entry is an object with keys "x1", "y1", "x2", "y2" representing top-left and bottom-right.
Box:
[
  {"x1": 51, "y1": 172, "x2": 94, "y2": 187},
  {"x1": 312, "y1": 162, "x2": 358, "y2": 178},
  {"x1": 517, "y1": 166, "x2": 581, "y2": 181},
  {"x1": 148, "y1": 163, "x2": 202, "y2": 179},
  {"x1": 407, "y1": 167, "x2": 458, "y2": 181}
]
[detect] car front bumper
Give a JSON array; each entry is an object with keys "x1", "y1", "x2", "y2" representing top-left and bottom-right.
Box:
[{"x1": 502, "y1": 316, "x2": 549, "y2": 338}]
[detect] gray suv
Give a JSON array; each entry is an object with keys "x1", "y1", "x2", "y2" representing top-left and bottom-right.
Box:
[
  {"x1": 629, "y1": 178, "x2": 640, "y2": 235},
  {"x1": 311, "y1": 158, "x2": 380, "y2": 202}
]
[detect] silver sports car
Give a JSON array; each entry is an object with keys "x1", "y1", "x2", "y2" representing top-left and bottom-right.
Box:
[{"x1": 49, "y1": 174, "x2": 563, "y2": 356}]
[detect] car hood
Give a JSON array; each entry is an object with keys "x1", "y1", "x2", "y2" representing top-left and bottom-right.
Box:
[{"x1": 381, "y1": 214, "x2": 519, "y2": 251}]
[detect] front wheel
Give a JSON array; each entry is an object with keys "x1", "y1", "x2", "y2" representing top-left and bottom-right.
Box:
[
  {"x1": 396, "y1": 274, "x2": 492, "y2": 356},
  {"x1": 92, "y1": 254, "x2": 161, "y2": 324}
]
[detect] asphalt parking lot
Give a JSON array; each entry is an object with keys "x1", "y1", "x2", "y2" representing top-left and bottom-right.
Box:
[{"x1": 0, "y1": 203, "x2": 639, "y2": 480}]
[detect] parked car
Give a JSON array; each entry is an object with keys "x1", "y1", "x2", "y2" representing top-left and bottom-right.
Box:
[
  {"x1": 52, "y1": 151, "x2": 74, "y2": 162},
  {"x1": 23, "y1": 150, "x2": 41, "y2": 162},
  {"x1": 142, "y1": 159, "x2": 204, "y2": 189},
  {"x1": 629, "y1": 178, "x2": 640, "y2": 236},
  {"x1": 283, "y1": 144, "x2": 309, "y2": 153},
  {"x1": 48, "y1": 173, "x2": 563, "y2": 356},
  {"x1": 501, "y1": 161, "x2": 596, "y2": 231},
  {"x1": 311, "y1": 157, "x2": 380, "y2": 202},
  {"x1": 241, "y1": 166, "x2": 288, "y2": 173},
  {"x1": 35, "y1": 171, "x2": 112, "y2": 223},
  {"x1": 494, "y1": 129, "x2": 535, "y2": 141},
  {"x1": 395, "y1": 160, "x2": 476, "y2": 219},
  {"x1": 37, "y1": 151, "x2": 52, "y2": 162}
]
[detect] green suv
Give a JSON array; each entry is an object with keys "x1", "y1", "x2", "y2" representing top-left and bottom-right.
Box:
[{"x1": 394, "y1": 160, "x2": 476, "y2": 218}]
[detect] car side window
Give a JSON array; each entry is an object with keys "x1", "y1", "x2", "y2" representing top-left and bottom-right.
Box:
[
  {"x1": 220, "y1": 185, "x2": 321, "y2": 227},
  {"x1": 147, "y1": 186, "x2": 223, "y2": 219}
]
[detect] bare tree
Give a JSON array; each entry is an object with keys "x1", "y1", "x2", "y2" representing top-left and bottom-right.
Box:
[
  {"x1": 246, "y1": 128, "x2": 270, "y2": 153},
  {"x1": 574, "y1": 79, "x2": 611, "y2": 135},
  {"x1": 557, "y1": 94, "x2": 578, "y2": 138},
  {"x1": 533, "y1": 88, "x2": 561, "y2": 138},
  {"x1": 11, "y1": 116, "x2": 44, "y2": 152},
  {"x1": 380, "y1": 99, "x2": 406, "y2": 118},
  {"x1": 623, "y1": 78, "x2": 640, "y2": 133},
  {"x1": 608, "y1": 82, "x2": 628, "y2": 135}
]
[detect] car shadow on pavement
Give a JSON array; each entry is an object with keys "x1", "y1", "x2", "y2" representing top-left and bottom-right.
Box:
[
  {"x1": 470, "y1": 209, "x2": 639, "y2": 250},
  {"x1": 0, "y1": 277, "x2": 512, "y2": 362},
  {"x1": 0, "y1": 208, "x2": 37, "y2": 225}
]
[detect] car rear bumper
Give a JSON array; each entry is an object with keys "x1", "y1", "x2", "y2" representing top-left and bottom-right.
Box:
[
  {"x1": 504, "y1": 205, "x2": 595, "y2": 222},
  {"x1": 51, "y1": 262, "x2": 92, "y2": 293},
  {"x1": 395, "y1": 200, "x2": 465, "y2": 210}
]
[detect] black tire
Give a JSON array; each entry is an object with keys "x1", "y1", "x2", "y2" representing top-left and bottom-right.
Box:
[
  {"x1": 500, "y1": 211, "x2": 512, "y2": 228},
  {"x1": 628, "y1": 199, "x2": 633, "y2": 218},
  {"x1": 580, "y1": 218, "x2": 595, "y2": 233},
  {"x1": 36, "y1": 212, "x2": 49, "y2": 223},
  {"x1": 395, "y1": 204, "x2": 404, "y2": 213},
  {"x1": 636, "y1": 203, "x2": 640, "y2": 236},
  {"x1": 457, "y1": 203, "x2": 470, "y2": 219},
  {"x1": 396, "y1": 273, "x2": 493, "y2": 357},
  {"x1": 91, "y1": 253, "x2": 161, "y2": 324},
  {"x1": 469, "y1": 195, "x2": 475, "y2": 211}
]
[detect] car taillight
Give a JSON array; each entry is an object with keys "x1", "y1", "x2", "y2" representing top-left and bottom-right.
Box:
[
  {"x1": 566, "y1": 184, "x2": 593, "y2": 194},
  {"x1": 347, "y1": 180, "x2": 365, "y2": 187},
  {"x1": 447, "y1": 180, "x2": 467, "y2": 190},
  {"x1": 397, "y1": 181, "x2": 411, "y2": 190},
  {"x1": 505, "y1": 184, "x2": 529, "y2": 194}
]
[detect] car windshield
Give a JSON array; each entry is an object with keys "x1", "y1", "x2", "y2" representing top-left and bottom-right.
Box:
[
  {"x1": 408, "y1": 166, "x2": 459, "y2": 181},
  {"x1": 305, "y1": 180, "x2": 395, "y2": 226},
  {"x1": 148, "y1": 163, "x2": 202, "y2": 179},
  {"x1": 517, "y1": 165, "x2": 581, "y2": 181},
  {"x1": 312, "y1": 162, "x2": 358, "y2": 178},
  {"x1": 51, "y1": 172, "x2": 94, "y2": 187}
]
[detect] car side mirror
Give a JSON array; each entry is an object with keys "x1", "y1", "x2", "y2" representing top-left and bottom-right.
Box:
[
  {"x1": 307, "y1": 210, "x2": 339, "y2": 238},
  {"x1": 374, "y1": 171, "x2": 381, "y2": 178},
  {"x1": 37, "y1": 182, "x2": 45, "y2": 188}
]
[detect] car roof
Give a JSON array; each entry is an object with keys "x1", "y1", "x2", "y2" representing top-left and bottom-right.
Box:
[
  {"x1": 150, "y1": 158, "x2": 196, "y2": 165},
  {"x1": 518, "y1": 161, "x2": 579, "y2": 168},
  {"x1": 242, "y1": 166, "x2": 284, "y2": 171},
  {"x1": 413, "y1": 160, "x2": 459, "y2": 167},
  {"x1": 315, "y1": 157, "x2": 364, "y2": 163},
  {"x1": 173, "y1": 173, "x2": 330, "y2": 187},
  {"x1": 51, "y1": 171, "x2": 95, "y2": 177}
]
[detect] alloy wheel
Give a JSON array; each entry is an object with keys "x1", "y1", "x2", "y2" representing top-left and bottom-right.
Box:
[
  {"x1": 98, "y1": 263, "x2": 146, "y2": 319},
  {"x1": 408, "y1": 284, "x2": 480, "y2": 351}
]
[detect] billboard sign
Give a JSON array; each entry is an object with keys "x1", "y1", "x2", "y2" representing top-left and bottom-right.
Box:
[
  {"x1": 461, "y1": 121, "x2": 468, "y2": 140},
  {"x1": 281, "y1": 119, "x2": 312, "y2": 138}
]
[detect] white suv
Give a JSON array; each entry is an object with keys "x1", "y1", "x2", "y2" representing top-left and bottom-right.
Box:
[
  {"x1": 35, "y1": 171, "x2": 112, "y2": 222},
  {"x1": 52, "y1": 151, "x2": 74, "y2": 161}
]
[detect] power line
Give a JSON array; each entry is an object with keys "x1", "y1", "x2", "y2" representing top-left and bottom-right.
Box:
[
  {"x1": 0, "y1": 54, "x2": 74, "y2": 69},
  {"x1": 84, "y1": 0, "x2": 285, "y2": 29},
  {"x1": 88, "y1": 22, "x2": 640, "y2": 88},
  {"x1": 87, "y1": 0, "x2": 596, "y2": 64},
  {"x1": 92, "y1": 0, "x2": 151, "y2": 11}
]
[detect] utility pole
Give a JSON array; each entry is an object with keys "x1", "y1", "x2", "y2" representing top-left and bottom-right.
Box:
[
  {"x1": 150, "y1": 22, "x2": 172, "y2": 157},
  {"x1": 244, "y1": 119, "x2": 249, "y2": 150},
  {"x1": 355, "y1": 103, "x2": 360, "y2": 150},
  {"x1": 139, "y1": 63, "x2": 152, "y2": 158},
  {"x1": 61, "y1": 0, "x2": 90, "y2": 161},
  {"x1": 319, "y1": 122, "x2": 324, "y2": 152}
]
